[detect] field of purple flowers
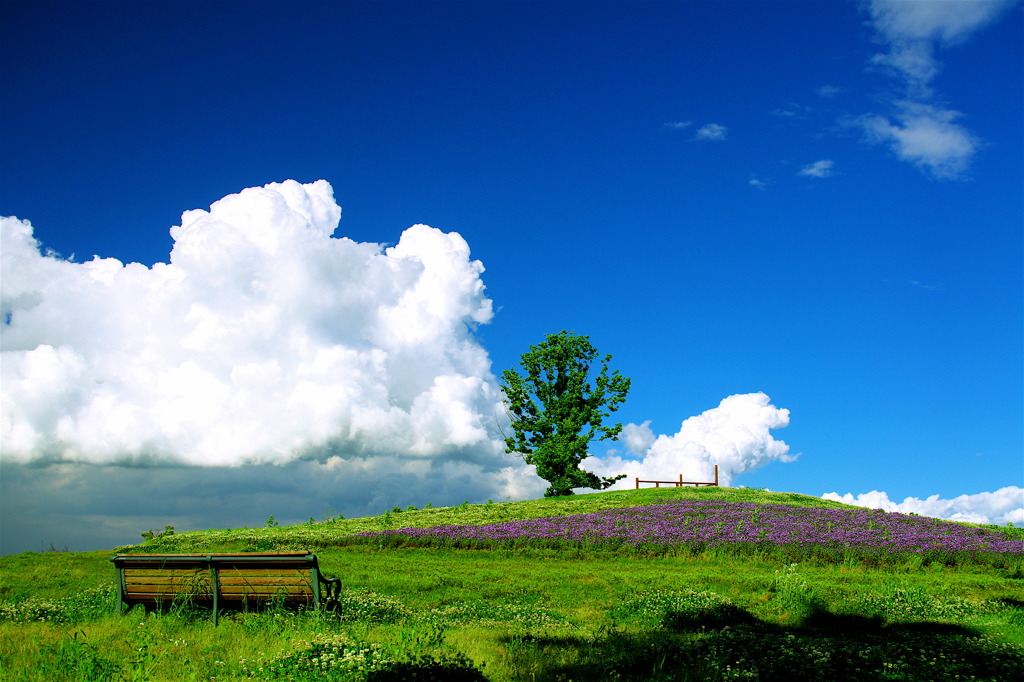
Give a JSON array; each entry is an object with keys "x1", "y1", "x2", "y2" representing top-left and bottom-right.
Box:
[{"x1": 354, "y1": 499, "x2": 1024, "y2": 565}]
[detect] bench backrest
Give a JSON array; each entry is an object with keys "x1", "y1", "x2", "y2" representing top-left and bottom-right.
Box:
[{"x1": 111, "y1": 552, "x2": 327, "y2": 622}]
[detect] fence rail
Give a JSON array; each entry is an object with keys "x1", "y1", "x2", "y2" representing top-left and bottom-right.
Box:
[{"x1": 635, "y1": 465, "x2": 718, "y2": 489}]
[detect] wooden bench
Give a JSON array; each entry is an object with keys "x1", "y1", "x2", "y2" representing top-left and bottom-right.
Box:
[{"x1": 110, "y1": 552, "x2": 340, "y2": 624}]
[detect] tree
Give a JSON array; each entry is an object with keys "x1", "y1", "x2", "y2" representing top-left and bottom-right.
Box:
[{"x1": 500, "y1": 330, "x2": 630, "y2": 497}]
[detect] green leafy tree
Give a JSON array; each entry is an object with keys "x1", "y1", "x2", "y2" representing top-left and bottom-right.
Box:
[{"x1": 500, "y1": 330, "x2": 630, "y2": 497}]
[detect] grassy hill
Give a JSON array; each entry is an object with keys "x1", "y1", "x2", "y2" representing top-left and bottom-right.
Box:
[
  {"x1": 2, "y1": 487, "x2": 1022, "y2": 681},
  {"x1": 119, "y1": 486, "x2": 862, "y2": 553}
]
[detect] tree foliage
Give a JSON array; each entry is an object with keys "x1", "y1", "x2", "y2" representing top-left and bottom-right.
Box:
[{"x1": 500, "y1": 331, "x2": 630, "y2": 497}]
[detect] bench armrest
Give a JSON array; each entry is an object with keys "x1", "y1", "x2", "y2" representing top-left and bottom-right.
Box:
[{"x1": 319, "y1": 575, "x2": 342, "y2": 601}]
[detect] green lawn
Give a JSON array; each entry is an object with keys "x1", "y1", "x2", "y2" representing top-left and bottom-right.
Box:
[{"x1": 1, "y1": 487, "x2": 1022, "y2": 681}]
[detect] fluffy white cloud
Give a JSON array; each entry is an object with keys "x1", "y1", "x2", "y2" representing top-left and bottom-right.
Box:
[
  {"x1": 586, "y1": 392, "x2": 795, "y2": 488},
  {"x1": 859, "y1": 0, "x2": 1011, "y2": 178},
  {"x1": 694, "y1": 123, "x2": 728, "y2": 141},
  {"x1": 798, "y1": 160, "x2": 835, "y2": 178},
  {"x1": 621, "y1": 420, "x2": 656, "y2": 456},
  {"x1": 1, "y1": 179, "x2": 509, "y2": 468},
  {"x1": 823, "y1": 486, "x2": 1024, "y2": 526},
  {"x1": 1, "y1": 179, "x2": 553, "y2": 553}
]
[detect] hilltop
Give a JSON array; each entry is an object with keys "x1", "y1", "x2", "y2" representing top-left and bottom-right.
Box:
[
  {"x1": 123, "y1": 485, "x2": 1021, "y2": 564},
  {"x1": 120, "y1": 486, "x2": 865, "y2": 552}
]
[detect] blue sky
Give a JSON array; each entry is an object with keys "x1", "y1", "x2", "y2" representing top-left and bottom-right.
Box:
[{"x1": 1, "y1": 1, "x2": 1021, "y2": 554}]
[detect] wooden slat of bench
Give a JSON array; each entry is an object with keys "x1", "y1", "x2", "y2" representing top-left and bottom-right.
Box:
[
  {"x1": 123, "y1": 582, "x2": 211, "y2": 592},
  {"x1": 122, "y1": 566, "x2": 207, "y2": 572},
  {"x1": 219, "y1": 593, "x2": 307, "y2": 598},
  {"x1": 218, "y1": 576, "x2": 310, "y2": 586},
  {"x1": 121, "y1": 552, "x2": 311, "y2": 557},
  {"x1": 123, "y1": 581, "x2": 212, "y2": 590},
  {"x1": 215, "y1": 564, "x2": 312, "y2": 572},
  {"x1": 123, "y1": 573, "x2": 209, "y2": 580},
  {"x1": 123, "y1": 561, "x2": 307, "y2": 573},
  {"x1": 125, "y1": 586, "x2": 310, "y2": 595},
  {"x1": 117, "y1": 560, "x2": 208, "y2": 568},
  {"x1": 118, "y1": 560, "x2": 313, "y2": 568},
  {"x1": 124, "y1": 567, "x2": 308, "y2": 576},
  {"x1": 218, "y1": 581, "x2": 309, "y2": 593},
  {"x1": 122, "y1": 569, "x2": 313, "y2": 591},
  {"x1": 125, "y1": 581, "x2": 308, "y2": 590}
]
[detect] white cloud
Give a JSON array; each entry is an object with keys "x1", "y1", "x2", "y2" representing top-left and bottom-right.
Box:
[
  {"x1": 621, "y1": 420, "x2": 656, "y2": 456},
  {"x1": 823, "y1": 486, "x2": 1024, "y2": 526},
  {"x1": 798, "y1": 160, "x2": 835, "y2": 178},
  {"x1": 860, "y1": 102, "x2": 979, "y2": 179},
  {"x1": 694, "y1": 123, "x2": 728, "y2": 141},
  {"x1": 867, "y1": 0, "x2": 1013, "y2": 93},
  {"x1": 586, "y1": 392, "x2": 795, "y2": 488},
  {"x1": 1, "y1": 179, "x2": 509, "y2": 468},
  {"x1": 665, "y1": 120, "x2": 694, "y2": 130},
  {"x1": 859, "y1": 0, "x2": 1011, "y2": 177},
  {"x1": 816, "y1": 85, "x2": 842, "y2": 98},
  {"x1": 0, "y1": 179, "x2": 554, "y2": 553},
  {"x1": 748, "y1": 176, "x2": 770, "y2": 191},
  {"x1": 869, "y1": 0, "x2": 1013, "y2": 47}
]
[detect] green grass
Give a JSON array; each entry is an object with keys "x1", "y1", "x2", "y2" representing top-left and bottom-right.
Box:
[{"x1": 2, "y1": 487, "x2": 1022, "y2": 681}]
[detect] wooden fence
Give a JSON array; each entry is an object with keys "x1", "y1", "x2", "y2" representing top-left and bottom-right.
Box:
[{"x1": 635, "y1": 465, "x2": 718, "y2": 489}]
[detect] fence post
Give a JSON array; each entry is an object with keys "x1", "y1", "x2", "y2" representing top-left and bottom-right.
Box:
[
  {"x1": 714, "y1": 465, "x2": 719, "y2": 486},
  {"x1": 635, "y1": 477, "x2": 639, "y2": 489}
]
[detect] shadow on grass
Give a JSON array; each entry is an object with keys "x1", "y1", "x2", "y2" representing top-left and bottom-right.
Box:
[
  {"x1": 368, "y1": 654, "x2": 488, "y2": 681},
  {"x1": 498, "y1": 605, "x2": 1024, "y2": 682}
]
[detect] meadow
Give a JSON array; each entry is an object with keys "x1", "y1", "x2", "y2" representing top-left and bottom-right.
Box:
[{"x1": 1, "y1": 486, "x2": 1022, "y2": 681}]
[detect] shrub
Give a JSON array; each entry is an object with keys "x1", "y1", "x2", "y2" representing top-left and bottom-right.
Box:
[
  {"x1": 240, "y1": 632, "x2": 393, "y2": 680},
  {"x1": 333, "y1": 590, "x2": 412, "y2": 624},
  {"x1": 0, "y1": 584, "x2": 114, "y2": 624}
]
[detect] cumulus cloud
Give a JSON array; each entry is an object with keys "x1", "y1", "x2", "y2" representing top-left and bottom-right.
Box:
[
  {"x1": 0, "y1": 179, "x2": 553, "y2": 553},
  {"x1": 823, "y1": 486, "x2": 1024, "y2": 526},
  {"x1": 859, "y1": 0, "x2": 1011, "y2": 178},
  {"x1": 798, "y1": 160, "x2": 835, "y2": 178},
  {"x1": 694, "y1": 123, "x2": 728, "y2": 141},
  {"x1": 1, "y1": 180, "x2": 512, "y2": 468},
  {"x1": 586, "y1": 392, "x2": 795, "y2": 488}
]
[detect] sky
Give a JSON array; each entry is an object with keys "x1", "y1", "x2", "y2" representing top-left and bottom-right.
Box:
[{"x1": 1, "y1": 0, "x2": 1021, "y2": 555}]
